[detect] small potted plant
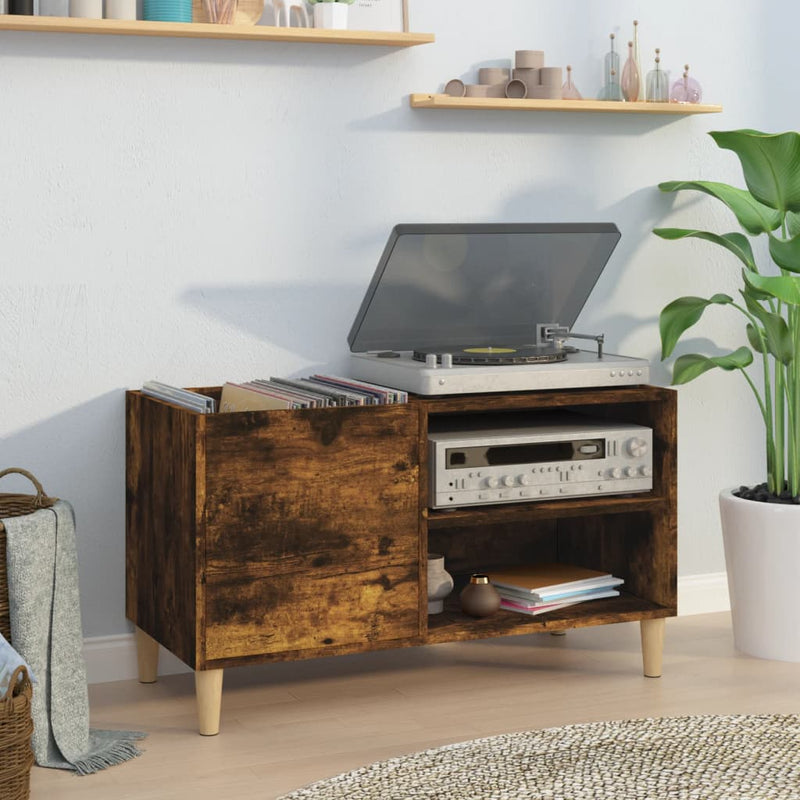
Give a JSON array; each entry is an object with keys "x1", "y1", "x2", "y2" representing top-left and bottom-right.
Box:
[
  {"x1": 654, "y1": 129, "x2": 800, "y2": 662},
  {"x1": 307, "y1": 0, "x2": 354, "y2": 30}
]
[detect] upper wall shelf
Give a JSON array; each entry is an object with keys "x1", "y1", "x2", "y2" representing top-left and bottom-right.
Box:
[
  {"x1": 409, "y1": 93, "x2": 723, "y2": 115},
  {"x1": 0, "y1": 15, "x2": 435, "y2": 45}
]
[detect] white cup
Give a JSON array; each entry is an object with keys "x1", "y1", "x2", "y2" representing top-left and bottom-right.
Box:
[
  {"x1": 70, "y1": 0, "x2": 102, "y2": 16},
  {"x1": 105, "y1": 0, "x2": 135, "y2": 17}
]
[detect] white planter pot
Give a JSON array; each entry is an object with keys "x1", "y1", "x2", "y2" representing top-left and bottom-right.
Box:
[
  {"x1": 720, "y1": 488, "x2": 800, "y2": 661},
  {"x1": 313, "y1": 2, "x2": 348, "y2": 29}
]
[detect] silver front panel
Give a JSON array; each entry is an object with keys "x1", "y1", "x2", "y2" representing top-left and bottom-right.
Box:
[{"x1": 429, "y1": 420, "x2": 653, "y2": 508}]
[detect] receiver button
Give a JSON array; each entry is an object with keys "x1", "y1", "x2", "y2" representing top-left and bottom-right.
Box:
[
  {"x1": 625, "y1": 466, "x2": 638, "y2": 477},
  {"x1": 641, "y1": 466, "x2": 653, "y2": 477},
  {"x1": 502, "y1": 475, "x2": 515, "y2": 487},
  {"x1": 518, "y1": 474, "x2": 532, "y2": 486},
  {"x1": 627, "y1": 437, "x2": 649, "y2": 458},
  {"x1": 485, "y1": 477, "x2": 500, "y2": 489},
  {"x1": 610, "y1": 467, "x2": 622, "y2": 479}
]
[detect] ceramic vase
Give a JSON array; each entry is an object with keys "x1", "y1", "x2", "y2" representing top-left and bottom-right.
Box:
[
  {"x1": 459, "y1": 574, "x2": 501, "y2": 618},
  {"x1": 427, "y1": 553, "x2": 453, "y2": 614},
  {"x1": 313, "y1": 2, "x2": 348, "y2": 29},
  {"x1": 720, "y1": 488, "x2": 800, "y2": 662}
]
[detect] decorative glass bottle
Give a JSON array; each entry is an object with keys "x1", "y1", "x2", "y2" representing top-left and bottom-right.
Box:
[
  {"x1": 632, "y1": 20, "x2": 643, "y2": 100},
  {"x1": 621, "y1": 39, "x2": 641, "y2": 102},
  {"x1": 669, "y1": 64, "x2": 703, "y2": 104},
  {"x1": 599, "y1": 34, "x2": 624, "y2": 100},
  {"x1": 561, "y1": 65, "x2": 583, "y2": 100},
  {"x1": 646, "y1": 49, "x2": 669, "y2": 102}
]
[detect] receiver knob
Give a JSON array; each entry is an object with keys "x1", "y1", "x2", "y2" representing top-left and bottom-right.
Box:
[
  {"x1": 502, "y1": 475, "x2": 515, "y2": 487},
  {"x1": 485, "y1": 476, "x2": 500, "y2": 489},
  {"x1": 610, "y1": 467, "x2": 622, "y2": 479},
  {"x1": 627, "y1": 437, "x2": 649, "y2": 458},
  {"x1": 625, "y1": 466, "x2": 638, "y2": 478},
  {"x1": 518, "y1": 474, "x2": 532, "y2": 486},
  {"x1": 641, "y1": 466, "x2": 653, "y2": 477}
]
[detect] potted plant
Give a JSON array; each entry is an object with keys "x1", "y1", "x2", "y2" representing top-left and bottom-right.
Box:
[
  {"x1": 654, "y1": 129, "x2": 800, "y2": 661},
  {"x1": 307, "y1": 0, "x2": 353, "y2": 30}
]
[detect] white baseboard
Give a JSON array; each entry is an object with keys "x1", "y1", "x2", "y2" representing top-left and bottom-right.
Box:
[
  {"x1": 83, "y1": 573, "x2": 732, "y2": 684},
  {"x1": 83, "y1": 633, "x2": 191, "y2": 685},
  {"x1": 677, "y1": 571, "x2": 730, "y2": 616}
]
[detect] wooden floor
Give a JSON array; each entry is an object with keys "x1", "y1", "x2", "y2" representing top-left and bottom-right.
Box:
[{"x1": 31, "y1": 612, "x2": 800, "y2": 799}]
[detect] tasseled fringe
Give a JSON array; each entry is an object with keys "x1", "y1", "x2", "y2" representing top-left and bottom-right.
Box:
[{"x1": 70, "y1": 731, "x2": 148, "y2": 776}]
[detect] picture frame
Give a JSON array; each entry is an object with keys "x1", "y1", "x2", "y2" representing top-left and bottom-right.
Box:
[{"x1": 347, "y1": 0, "x2": 409, "y2": 33}]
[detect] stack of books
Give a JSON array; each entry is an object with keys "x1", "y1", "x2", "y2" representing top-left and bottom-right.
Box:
[
  {"x1": 487, "y1": 563, "x2": 624, "y2": 616},
  {"x1": 219, "y1": 375, "x2": 408, "y2": 412}
]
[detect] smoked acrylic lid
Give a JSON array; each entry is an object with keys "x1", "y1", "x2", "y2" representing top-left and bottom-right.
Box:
[{"x1": 347, "y1": 223, "x2": 622, "y2": 354}]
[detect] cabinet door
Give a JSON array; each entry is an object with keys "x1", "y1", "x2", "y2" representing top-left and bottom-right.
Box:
[{"x1": 202, "y1": 405, "x2": 420, "y2": 663}]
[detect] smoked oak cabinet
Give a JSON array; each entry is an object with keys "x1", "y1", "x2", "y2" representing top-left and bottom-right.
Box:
[{"x1": 126, "y1": 384, "x2": 677, "y2": 735}]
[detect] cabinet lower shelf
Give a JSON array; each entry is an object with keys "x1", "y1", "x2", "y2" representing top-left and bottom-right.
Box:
[
  {"x1": 409, "y1": 93, "x2": 723, "y2": 115},
  {"x1": 0, "y1": 15, "x2": 435, "y2": 45},
  {"x1": 426, "y1": 593, "x2": 673, "y2": 645}
]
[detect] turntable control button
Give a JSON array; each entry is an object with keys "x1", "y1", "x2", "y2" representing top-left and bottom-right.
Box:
[
  {"x1": 627, "y1": 437, "x2": 649, "y2": 458},
  {"x1": 637, "y1": 369, "x2": 643, "y2": 376},
  {"x1": 628, "y1": 370, "x2": 634, "y2": 376},
  {"x1": 441, "y1": 354, "x2": 453, "y2": 369},
  {"x1": 518, "y1": 474, "x2": 532, "y2": 486},
  {"x1": 610, "y1": 468, "x2": 622, "y2": 479},
  {"x1": 642, "y1": 466, "x2": 653, "y2": 477},
  {"x1": 486, "y1": 476, "x2": 500, "y2": 489},
  {"x1": 502, "y1": 475, "x2": 515, "y2": 487},
  {"x1": 610, "y1": 370, "x2": 616, "y2": 377},
  {"x1": 425, "y1": 353, "x2": 438, "y2": 368}
]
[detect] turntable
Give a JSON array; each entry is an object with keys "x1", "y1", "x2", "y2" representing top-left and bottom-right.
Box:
[{"x1": 347, "y1": 223, "x2": 649, "y2": 396}]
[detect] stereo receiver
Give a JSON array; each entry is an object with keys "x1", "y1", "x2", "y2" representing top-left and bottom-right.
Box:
[{"x1": 428, "y1": 412, "x2": 653, "y2": 509}]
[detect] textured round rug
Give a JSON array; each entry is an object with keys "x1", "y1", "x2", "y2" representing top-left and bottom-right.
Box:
[{"x1": 278, "y1": 715, "x2": 800, "y2": 799}]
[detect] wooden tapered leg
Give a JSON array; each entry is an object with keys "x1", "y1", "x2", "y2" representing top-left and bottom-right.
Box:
[
  {"x1": 195, "y1": 669, "x2": 224, "y2": 736},
  {"x1": 135, "y1": 627, "x2": 159, "y2": 684},
  {"x1": 640, "y1": 618, "x2": 666, "y2": 678}
]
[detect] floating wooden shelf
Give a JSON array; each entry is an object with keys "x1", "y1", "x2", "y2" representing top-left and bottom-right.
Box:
[
  {"x1": 410, "y1": 93, "x2": 723, "y2": 115},
  {"x1": 0, "y1": 14, "x2": 435, "y2": 45}
]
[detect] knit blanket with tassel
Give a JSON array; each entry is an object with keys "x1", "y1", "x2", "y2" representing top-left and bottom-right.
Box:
[{"x1": 3, "y1": 500, "x2": 145, "y2": 774}]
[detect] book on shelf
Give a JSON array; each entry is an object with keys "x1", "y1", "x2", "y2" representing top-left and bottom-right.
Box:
[
  {"x1": 488, "y1": 563, "x2": 624, "y2": 602},
  {"x1": 141, "y1": 381, "x2": 216, "y2": 413},
  {"x1": 499, "y1": 588, "x2": 620, "y2": 617},
  {"x1": 495, "y1": 585, "x2": 621, "y2": 609}
]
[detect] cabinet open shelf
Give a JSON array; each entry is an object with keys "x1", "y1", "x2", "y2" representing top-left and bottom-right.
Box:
[
  {"x1": 426, "y1": 592, "x2": 672, "y2": 644},
  {"x1": 410, "y1": 93, "x2": 722, "y2": 115},
  {"x1": 426, "y1": 494, "x2": 668, "y2": 529},
  {"x1": 0, "y1": 14, "x2": 435, "y2": 45}
]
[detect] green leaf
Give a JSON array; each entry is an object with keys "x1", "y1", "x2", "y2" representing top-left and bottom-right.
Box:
[
  {"x1": 746, "y1": 323, "x2": 761, "y2": 352},
  {"x1": 653, "y1": 228, "x2": 756, "y2": 269},
  {"x1": 787, "y1": 211, "x2": 800, "y2": 238},
  {"x1": 711, "y1": 130, "x2": 800, "y2": 215},
  {"x1": 659, "y1": 294, "x2": 733, "y2": 359},
  {"x1": 769, "y1": 233, "x2": 800, "y2": 274},
  {"x1": 671, "y1": 347, "x2": 754, "y2": 385},
  {"x1": 741, "y1": 295, "x2": 793, "y2": 363},
  {"x1": 743, "y1": 270, "x2": 800, "y2": 305},
  {"x1": 658, "y1": 180, "x2": 782, "y2": 234}
]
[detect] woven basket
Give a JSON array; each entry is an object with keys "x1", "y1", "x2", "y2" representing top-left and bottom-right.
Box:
[
  {"x1": 0, "y1": 468, "x2": 57, "y2": 642},
  {"x1": 0, "y1": 665, "x2": 34, "y2": 800}
]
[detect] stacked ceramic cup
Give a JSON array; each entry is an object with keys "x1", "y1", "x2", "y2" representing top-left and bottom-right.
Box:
[
  {"x1": 512, "y1": 50, "x2": 562, "y2": 99},
  {"x1": 144, "y1": 0, "x2": 191, "y2": 21}
]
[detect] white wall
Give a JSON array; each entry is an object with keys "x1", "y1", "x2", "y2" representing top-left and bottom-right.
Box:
[{"x1": 0, "y1": 0, "x2": 794, "y2": 639}]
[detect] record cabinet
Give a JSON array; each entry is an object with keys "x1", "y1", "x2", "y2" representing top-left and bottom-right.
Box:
[{"x1": 126, "y1": 384, "x2": 676, "y2": 735}]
